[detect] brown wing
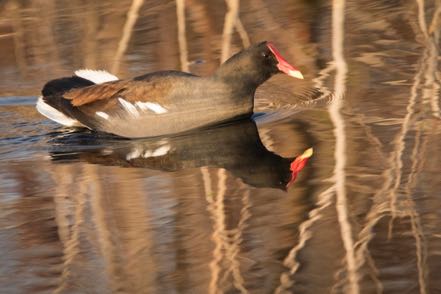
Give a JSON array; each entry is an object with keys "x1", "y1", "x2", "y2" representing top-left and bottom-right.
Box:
[
  {"x1": 64, "y1": 80, "x2": 131, "y2": 106},
  {"x1": 64, "y1": 77, "x2": 183, "y2": 107}
]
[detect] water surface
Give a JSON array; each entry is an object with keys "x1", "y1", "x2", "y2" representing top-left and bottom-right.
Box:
[{"x1": 1, "y1": 0, "x2": 441, "y2": 293}]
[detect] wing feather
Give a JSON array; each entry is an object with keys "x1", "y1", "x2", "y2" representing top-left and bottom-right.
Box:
[{"x1": 64, "y1": 81, "x2": 130, "y2": 106}]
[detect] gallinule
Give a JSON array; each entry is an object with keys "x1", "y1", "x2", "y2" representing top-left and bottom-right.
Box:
[{"x1": 37, "y1": 41, "x2": 303, "y2": 138}]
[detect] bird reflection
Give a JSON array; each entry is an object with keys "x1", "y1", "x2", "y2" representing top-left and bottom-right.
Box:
[{"x1": 48, "y1": 120, "x2": 294, "y2": 190}]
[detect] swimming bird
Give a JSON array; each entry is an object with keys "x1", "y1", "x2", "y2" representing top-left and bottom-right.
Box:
[{"x1": 36, "y1": 41, "x2": 303, "y2": 138}]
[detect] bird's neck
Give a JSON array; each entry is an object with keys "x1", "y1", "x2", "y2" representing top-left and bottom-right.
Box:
[{"x1": 213, "y1": 56, "x2": 271, "y2": 96}]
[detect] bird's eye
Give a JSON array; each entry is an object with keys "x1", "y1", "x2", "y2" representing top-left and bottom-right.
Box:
[{"x1": 262, "y1": 51, "x2": 270, "y2": 58}]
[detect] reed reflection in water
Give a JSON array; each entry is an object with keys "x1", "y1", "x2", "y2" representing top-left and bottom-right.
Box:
[{"x1": 1, "y1": 0, "x2": 441, "y2": 293}]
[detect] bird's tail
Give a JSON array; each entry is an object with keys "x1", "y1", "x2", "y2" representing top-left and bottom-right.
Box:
[{"x1": 36, "y1": 69, "x2": 118, "y2": 127}]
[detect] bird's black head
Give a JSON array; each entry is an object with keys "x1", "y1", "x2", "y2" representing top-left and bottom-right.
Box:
[
  {"x1": 254, "y1": 41, "x2": 304, "y2": 79},
  {"x1": 215, "y1": 41, "x2": 303, "y2": 92}
]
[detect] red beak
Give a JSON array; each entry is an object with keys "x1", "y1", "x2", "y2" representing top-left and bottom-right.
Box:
[
  {"x1": 267, "y1": 42, "x2": 304, "y2": 79},
  {"x1": 286, "y1": 148, "x2": 313, "y2": 188}
]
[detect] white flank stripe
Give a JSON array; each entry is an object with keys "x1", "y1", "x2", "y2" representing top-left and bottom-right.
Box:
[
  {"x1": 143, "y1": 143, "x2": 171, "y2": 158},
  {"x1": 135, "y1": 101, "x2": 150, "y2": 111},
  {"x1": 126, "y1": 148, "x2": 142, "y2": 160},
  {"x1": 143, "y1": 150, "x2": 153, "y2": 158},
  {"x1": 135, "y1": 101, "x2": 168, "y2": 114},
  {"x1": 74, "y1": 69, "x2": 119, "y2": 84},
  {"x1": 151, "y1": 145, "x2": 170, "y2": 156},
  {"x1": 118, "y1": 98, "x2": 139, "y2": 117},
  {"x1": 101, "y1": 148, "x2": 113, "y2": 155},
  {"x1": 96, "y1": 111, "x2": 110, "y2": 120},
  {"x1": 36, "y1": 96, "x2": 84, "y2": 127}
]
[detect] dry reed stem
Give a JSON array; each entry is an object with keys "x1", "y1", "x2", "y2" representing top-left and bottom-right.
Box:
[
  {"x1": 176, "y1": 0, "x2": 189, "y2": 72},
  {"x1": 221, "y1": 0, "x2": 239, "y2": 63},
  {"x1": 112, "y1": 0, "x2": 144, "y2": 74}
]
